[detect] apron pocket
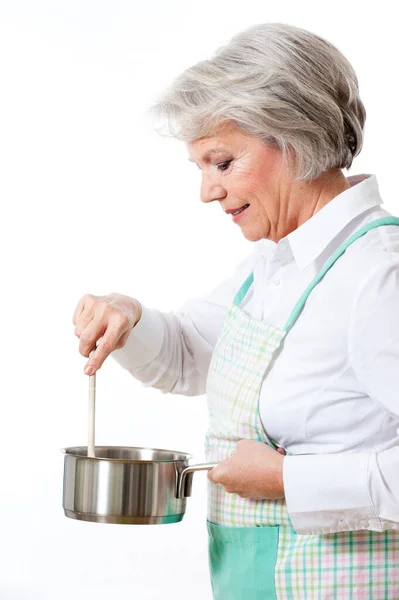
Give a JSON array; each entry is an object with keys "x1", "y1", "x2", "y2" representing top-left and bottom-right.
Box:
[{"x1": 207, "y1": 520, "x2": 279, "y2": 600}]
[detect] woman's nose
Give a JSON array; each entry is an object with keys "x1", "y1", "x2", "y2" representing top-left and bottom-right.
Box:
[{"x1": 200, "y1": 174, "x2": 227, "y2": 204}]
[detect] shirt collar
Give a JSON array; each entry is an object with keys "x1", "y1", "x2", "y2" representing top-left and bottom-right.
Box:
[{"x1": 260, "y1": 174, "x2": 382, "y2": 271}]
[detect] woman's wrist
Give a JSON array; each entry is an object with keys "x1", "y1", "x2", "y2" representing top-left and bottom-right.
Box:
[{"x1": 131, "y1": 298, "x2": 143, "y2": 328}]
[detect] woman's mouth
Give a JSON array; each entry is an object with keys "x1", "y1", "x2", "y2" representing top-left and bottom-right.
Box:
[{"x1": 231, "y1": 204, "x2": 250, "y2": 223}]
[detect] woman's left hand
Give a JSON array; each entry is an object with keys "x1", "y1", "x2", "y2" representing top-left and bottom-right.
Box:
[{"x1": 207, "y1": 439, "x2": 285, "y2": 499}]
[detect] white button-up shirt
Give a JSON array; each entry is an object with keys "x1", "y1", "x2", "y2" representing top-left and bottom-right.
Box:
[{"x1": 112, "y1": 174, "x2": 399, "y2": 535}]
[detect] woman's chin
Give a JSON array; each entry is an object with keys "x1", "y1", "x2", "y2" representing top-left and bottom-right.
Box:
[{"x1": 240, "y1": 226, "x2": 265, "y2": 243}]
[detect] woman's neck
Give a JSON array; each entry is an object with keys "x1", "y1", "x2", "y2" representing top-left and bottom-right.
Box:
[{"x1": 270, "y1": 169, "x2": 351, "y2": 243}]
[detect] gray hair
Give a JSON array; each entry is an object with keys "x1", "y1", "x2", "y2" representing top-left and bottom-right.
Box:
[{"x1": 150, "y1": 23, "x2": 366, "y2": 181}]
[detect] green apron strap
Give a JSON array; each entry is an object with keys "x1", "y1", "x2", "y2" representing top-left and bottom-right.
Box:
[
  {"x1": 233, "y1": 271, "x2": 254, "y2": 306},
  {"x1": 283, "y1": 216, "x2": 399, "y2": 332}
]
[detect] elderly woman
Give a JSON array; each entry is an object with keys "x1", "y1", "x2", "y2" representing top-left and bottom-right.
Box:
[{"x1": 73, "y1": 23, "x2": 399, "y2": 599}]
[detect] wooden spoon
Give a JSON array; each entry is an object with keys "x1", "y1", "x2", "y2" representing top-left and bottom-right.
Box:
[{"x1": 87, "y1": 350, "x2": 96, "y2": 458}]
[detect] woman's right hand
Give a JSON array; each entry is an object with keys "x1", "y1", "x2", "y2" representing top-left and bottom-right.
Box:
[{"x1": 72, "y1": 293, "x2": 142, "y2": 375}]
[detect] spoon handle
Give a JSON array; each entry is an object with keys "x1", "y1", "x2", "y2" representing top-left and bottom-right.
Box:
[{"x1": 88, "y1": 351, "x2": 96, "y2": 458}]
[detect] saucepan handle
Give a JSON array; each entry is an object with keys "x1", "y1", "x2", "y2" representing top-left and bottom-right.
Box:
[{"x1": 176, "y1": 463, "x2": 218, "y2": 499}]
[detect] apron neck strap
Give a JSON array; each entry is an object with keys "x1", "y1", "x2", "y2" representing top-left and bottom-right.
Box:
[
  {"x1": 233, "y1": 272, "x2": 254, "y2": 306},
  {"x1": 283, "y1": 216, "x2": 399, "y2": 332},
  {"x1": 232, "y1": 217, "x2": 399, "y2": 326}
]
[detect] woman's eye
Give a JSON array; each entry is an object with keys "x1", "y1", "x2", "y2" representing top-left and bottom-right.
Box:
[{"x1": 217, "y1": 160, "x2": 232, "y2": 172}]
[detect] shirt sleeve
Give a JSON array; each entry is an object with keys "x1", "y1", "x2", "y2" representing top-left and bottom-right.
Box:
[
  {"x1": 283, "y1": 255, "x2": 399, "y2": 534},
  {"x1": 110, "y1": 253, "x2": 255, "y2": 396}
]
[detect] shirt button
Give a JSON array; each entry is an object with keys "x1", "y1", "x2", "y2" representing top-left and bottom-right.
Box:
[
  {"x1": 359, "y1": 520, "x2": 369, "y2": 528},
  {"x1": 271, "y1": 279, "x2": 280, "y2": 286}
]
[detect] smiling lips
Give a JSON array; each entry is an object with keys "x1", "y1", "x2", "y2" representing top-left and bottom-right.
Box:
[{"x1": 225, "y1": 203, "x2": 250, "y2": 216}]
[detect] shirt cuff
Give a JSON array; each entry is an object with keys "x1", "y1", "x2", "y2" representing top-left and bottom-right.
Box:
[
  {"x1": 111, "y1": 305, "x2": 164, "y2": 369},
  {"x1": 283, "y1": 453, "x2": 381, "y2": 534}
]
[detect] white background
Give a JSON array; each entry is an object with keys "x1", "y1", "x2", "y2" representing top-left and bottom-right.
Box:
[{"x1": 0, "y1": 1, "x2": 398, "y2": 599}]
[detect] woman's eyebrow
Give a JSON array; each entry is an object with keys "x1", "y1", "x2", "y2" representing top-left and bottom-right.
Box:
[{"x1": 188, "y1": 149, "x2": 229, "y2": 163}]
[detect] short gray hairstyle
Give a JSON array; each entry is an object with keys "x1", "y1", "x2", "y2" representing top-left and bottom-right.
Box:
[{"x1": 150, "y1": 23, "x2": 366, "y2": 181}]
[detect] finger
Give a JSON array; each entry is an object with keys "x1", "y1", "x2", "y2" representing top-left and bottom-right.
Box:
[
  {"x1": 78, "y1": 316, "x2": 107, "y2": 359},
  {"x1": 207, "y1": 467, "x2": 218, "y2": 483},
  {"x1": 73, "y1": 294, "x2": 94, "y2": 326},
  {"x1": 74, "y1": 306, "x2": 96, "y2": 338},
  {"x1": 73, "y1": 299, "x2": 86, "y2": 327},
  {"x1": 83, "y1": 326, "x2": 126, "y2": 374},
  {"x1": 73, "y1": 296, "x2": 98, "y2": 338},
  {"x1": 207, "y1": 465, "x2": 226, "y2": 485}
]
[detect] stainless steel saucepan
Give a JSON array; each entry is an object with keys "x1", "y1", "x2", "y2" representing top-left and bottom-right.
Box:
[
  {"x1": 63, "y1": 353, "x2": 215, "y2": 524},
  {"x1": 62, "y1": 446, "x2": 216, "y2": 524}
]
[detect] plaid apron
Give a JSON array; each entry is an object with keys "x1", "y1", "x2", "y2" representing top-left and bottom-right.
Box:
[{"x1": 205, "y1": 217, "x2": 399, "y2": 599}]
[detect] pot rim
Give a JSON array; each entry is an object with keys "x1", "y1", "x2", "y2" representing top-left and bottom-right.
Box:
[{"x1": 61, "y1": 445, "x2": 193, "y2": 463}]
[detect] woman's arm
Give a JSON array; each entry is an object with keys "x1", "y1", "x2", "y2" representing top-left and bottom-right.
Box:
[
  {"x1": 111, "y1": 253, "x2": 255, "y2": 396},
  {"x1": 283, "y1": 256, "x2": 399, "y2": 534}
]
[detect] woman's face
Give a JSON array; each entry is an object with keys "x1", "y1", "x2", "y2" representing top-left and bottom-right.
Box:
[{"x1": 186, "y1": 123, "x2": 288, "y2": 242}]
